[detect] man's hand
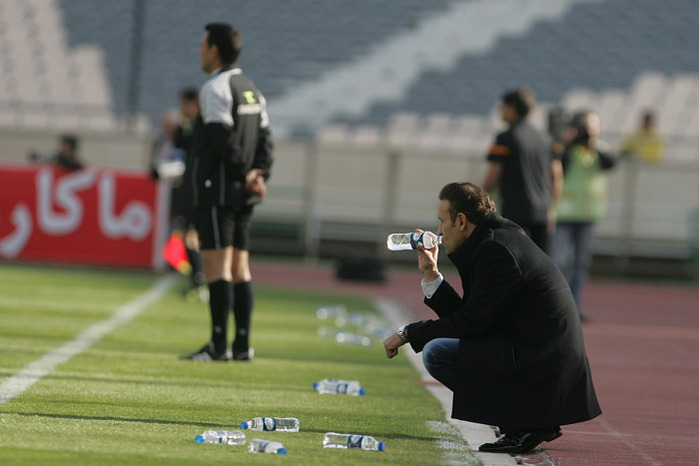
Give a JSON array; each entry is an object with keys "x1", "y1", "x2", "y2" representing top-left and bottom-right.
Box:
[
  {"x1": 416, "y1": 229, "x2": 440, "y2": 282},
  {"x1": 383, "y1": 333, "x2": 406, "y2": 359},
  {"x1": 245, "y1": 169, "x2": 267, "y2": 197}
]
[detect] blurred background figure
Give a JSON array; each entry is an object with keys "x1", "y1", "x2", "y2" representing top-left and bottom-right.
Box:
[
  {"x1": 150, "y1": 110, "x2": 182, "y2": 181},
  {"x1": 550, "y1": 111, "x2": 617, "y2": 320},
  {"x1": 29, "y1": 134, "x2": 86, "y2": 171},
  {"x1": 621, "y1": 110, "x2": 664, "y2": 163},
  {"x1": 482, "y1": 88, "x2": 562, "y2": 253},
  {"x1": 173, "y1": 87, "x2": 207, "y2": 301},
  {"x1": 151, "y1": 91, "x2": 208, "y2": 301}
]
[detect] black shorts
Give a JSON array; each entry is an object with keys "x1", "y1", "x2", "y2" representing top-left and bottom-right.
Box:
[{"x1": 195, "y1": 205, "x2": 253, "y2": 250}]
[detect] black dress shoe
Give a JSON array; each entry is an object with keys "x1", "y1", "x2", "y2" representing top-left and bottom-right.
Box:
[
  {"x1": 180, "y1": 341, "x2": 231, "y2": 361},
  {"x1": 479, "y1": 426, "x2": 562, "y2": 454}
]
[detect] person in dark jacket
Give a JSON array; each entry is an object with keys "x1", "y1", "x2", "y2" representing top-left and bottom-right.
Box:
[
  {"x1": 384, "y1": 182, "x2": 601, "y2": 455},
  {"x1": 482, "y1": 88, "x2": 563, "y2": 253}
]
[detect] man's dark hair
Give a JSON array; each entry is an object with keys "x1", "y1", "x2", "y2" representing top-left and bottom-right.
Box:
[
  {"x1": 205, "y1": 23, "x2": 242, "y2": 65},
  {"x1": 642, "y1": 110, "x2": 655, "y2": 126},
  {"x1": 60, "y1": 134, "x2": 79, "y2": 151},
  {"x1": 501, "y1": 88, "x2": 535, "y2": 119},
  {"x1": 439, "y1": 182, "x2": 496, "y2": 225},
  {"x1": 179, "y1": 87, "x2": 199, "y2": 102},
  {"x1": 570, "y1": 110, "x2": 592, "y2": 145}
]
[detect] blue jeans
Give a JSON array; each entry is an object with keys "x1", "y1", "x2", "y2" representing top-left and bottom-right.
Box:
[
  {"x1": 550, "y1": 222, "x2": 596, "y2": 313},
  {"x1": 422, "y1": 338, "x2": 460, "y2": 391}
]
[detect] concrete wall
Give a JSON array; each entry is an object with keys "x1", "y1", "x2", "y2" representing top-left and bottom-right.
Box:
[
  {"x1": 0, "y1": 127, "x2": 152, "y2": 171},
  {"x1": 3, "y1": 130, "x2": 697, "y2": 267}
]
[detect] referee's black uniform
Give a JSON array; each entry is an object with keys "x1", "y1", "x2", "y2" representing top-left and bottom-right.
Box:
[
  {"x1": 191, "y1": 65, "x2": 273, "y2": 237},
  {"x1": 188, "y1": 64, "x2": 274, "y2": 361}
]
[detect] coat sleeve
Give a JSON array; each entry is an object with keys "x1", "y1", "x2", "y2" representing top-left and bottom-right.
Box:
[
  {"x1": 407, "y1": 240, "x2": 522, "y2": 352},
  {"x1": 253, "y1": 125, "x2": 274, "y2": 179},
  {"x1": 423, "y1": 279, "x2": 462, "y2": 318}
]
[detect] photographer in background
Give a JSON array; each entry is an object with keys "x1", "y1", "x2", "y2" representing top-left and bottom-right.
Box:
[
  {"x1": 29, "y1": 134, "x2": 85, "y2": 171},
  {"x1": 549, "y1": 111, "x2": 616, "y2": 320}
]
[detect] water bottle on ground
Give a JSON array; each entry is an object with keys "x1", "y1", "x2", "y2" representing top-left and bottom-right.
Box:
[
  {"x1": 314, "y1": 379, "x2": 366, "y2": 396},
  {"x1": 387, "y1": 231, "x2": 442, "y2": 251},
  {"x1": 316, "y1": 304, "x2": 347, "y2": 320},
  {"x1": 335, "y1": 330, "x2": 372, "y2": 346},
  {"x1": 241, "y1": 417, "x2": 300, "y2": 432},
  {"x1": 194, "y1": 429, "x2": 246, "y2": 445},
  {"x1": 248, "y1": 438, "x2": 287, "y2": 454},
  {"x1": 322, "y1": 432, "x2": 386, "y2": 451}
]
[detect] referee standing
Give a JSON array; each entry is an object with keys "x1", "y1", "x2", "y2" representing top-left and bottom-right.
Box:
[{"x1": 182, "y1": 23, "x2": 273, "y2": 361}]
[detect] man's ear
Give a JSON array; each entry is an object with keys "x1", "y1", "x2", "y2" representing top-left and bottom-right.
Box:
[{"x1": 456, "y1": 212, "x2": 468, "y2": 230}]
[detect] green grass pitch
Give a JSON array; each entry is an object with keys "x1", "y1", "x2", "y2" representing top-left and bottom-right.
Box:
[{"x1": 0, "y1": 263, "x2": 477, "y2": 465}]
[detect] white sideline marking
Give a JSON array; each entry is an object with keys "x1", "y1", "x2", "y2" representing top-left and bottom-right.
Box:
[{"x1": 0, "y1": 275, "x2": 178, "y2": 405}]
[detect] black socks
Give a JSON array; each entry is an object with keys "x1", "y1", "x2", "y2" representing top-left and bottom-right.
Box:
[
  {"x1": 208, "y1": 280, "x2": 232, "y2": 352},
  {"x1": 186, "y1": 248, "x2": 205, "y2": 288},
  {"x1": 208, "y1": 280, "x2": 254, "y2": 354},
  {"x1": 232, "y1": 282, "x2": 254, "y2": 353}
]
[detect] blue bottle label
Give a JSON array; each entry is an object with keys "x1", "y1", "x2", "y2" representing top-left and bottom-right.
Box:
[
  {"x1": 348, "y1": 435, "x2": 364, "y2": 448},
  {"x1": 263, "y1": 418, "x2": 276, "y2": 431},
  {"x1": 409, "y1": 232, "x2": 422, "y2": 249}
]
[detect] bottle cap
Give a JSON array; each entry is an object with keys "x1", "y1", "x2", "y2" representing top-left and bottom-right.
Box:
[
  {"x1": 277, "y1": 447, "x2": 288, "y2": 455},
  {"x1": 378, "y1": 441, "x2": 386, "y2": 451},
  {"x1": 359, "y1": 388, "x2": 366, "y2": 395},
  {"x1": 241, "y1": 422, "x2": 248, "y2": 429},
  {"x1": 313, "y1": 382, "x2": 319, "y2": 390},
  {"x1": 195, "y1": 435, "x2": 204, "y2": 443}
]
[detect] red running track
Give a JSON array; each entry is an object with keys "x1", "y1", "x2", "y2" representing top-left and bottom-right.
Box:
[{"x1": 252, "y1": 260, "x2": 699, "y2": 466}]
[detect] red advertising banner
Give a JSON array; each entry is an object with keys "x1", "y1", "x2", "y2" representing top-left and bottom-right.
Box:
[{"x1": 0, "y1": 164, "x2": 168, "y2": 269}]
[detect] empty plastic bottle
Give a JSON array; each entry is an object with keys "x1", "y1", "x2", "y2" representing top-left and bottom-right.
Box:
[
  {"x1": 334, "y1": 330, "x2": 372, "y2": 346},
  {"x1": 314, "y1": 379, "x2": 366, "y2": 396},
  {"x1": 194, "y1": 429, "x2": 246, "y2": 445},
  {"x1": 315, "y1": 304, "x2": 347, "y2": 320},
  {"x1": 248, "y1": 438, "x2": 287, "y2": 454},
  {"x1": 322, "y1": 432, "x2": 386, "y2": 451},
  {"x1": 241, "y1": 417, "x2": 300, "y2": 432},
  {"x1": 387, "y1": 231, "x2": 442, "y2": 251}
]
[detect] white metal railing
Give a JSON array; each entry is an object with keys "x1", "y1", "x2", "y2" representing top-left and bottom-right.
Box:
[{"x1": 254, "y1": 141, "x2": 699, "y2": 263}]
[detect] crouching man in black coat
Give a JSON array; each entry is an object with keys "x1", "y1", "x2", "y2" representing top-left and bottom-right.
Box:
[{"x1": 384, "y1": 181, "x2": 601, "y2": 455}]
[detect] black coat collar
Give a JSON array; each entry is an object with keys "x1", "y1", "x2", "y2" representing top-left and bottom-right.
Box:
[{"x1": 447, "y1": 211, "x2": 504, "y2": 269}]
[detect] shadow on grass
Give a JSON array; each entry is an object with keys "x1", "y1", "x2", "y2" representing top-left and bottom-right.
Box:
[
  {"x1": 0, "y1": 410, "x2": 225, "y2": 428},
  {"x1": 0, "y1": 411, "x2": 438, "y2": 442},
  {"x1": 37, "y1": 372, "x2": 244, "y2": 390}
]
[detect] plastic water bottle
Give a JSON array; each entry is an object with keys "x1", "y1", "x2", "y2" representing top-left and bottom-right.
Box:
[
  {"x1": 316, "y1": 304, "x2": 347, "y2": 320},
  {"x1": 387, "y1": 231, "x2": 442, "y2": 251},
  {"x1": 241, "y1": 417, "x2": 300, "y2": 432},
  {"x1": 248, "y1": 438, "x2": 287, "y2": 454},
  {"x1": 314, "y1": 379, "x2": 366, "y2": 396},
  {"x1": 335, "y1": 330, "x2": 372, "y2": 346},
  {"x1": 322, "y1": 432, "x2": 386, "y2": 451},
  {"x1": 194, "y1": 430, "x2": 246, "y2": 445}
]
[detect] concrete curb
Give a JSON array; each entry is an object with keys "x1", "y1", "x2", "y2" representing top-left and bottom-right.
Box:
[{"x1": 374, "y1": 298, "x2": 517, "y2": 466}]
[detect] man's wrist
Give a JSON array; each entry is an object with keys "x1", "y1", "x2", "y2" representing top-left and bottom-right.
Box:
[
  {"x1": 396, "y1": 324, "x2": 409, "y2": 343},
  {"x1": 421, "y1": 269, "x2": 440, "y2": 282},
  {"x1": 421, "y1": 273, "x2": 444, "y2": 299}
]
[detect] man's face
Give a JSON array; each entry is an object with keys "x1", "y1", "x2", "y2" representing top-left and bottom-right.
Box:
[
  {"x1": 58, "y1": 141, "x2": 74, "y2": 158},
  {"x1": 179, "y1": 98, "x2": 198, "y2": 120},
  {"x1": 500, "y1": 104, "x2": 517, "y2": 124},
  {"x1": 199, "y1": 32, "x2": 216, "y2": 73},
  {"x1": 437, "y1": 200, "x2": 464, "y2": 254}
]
